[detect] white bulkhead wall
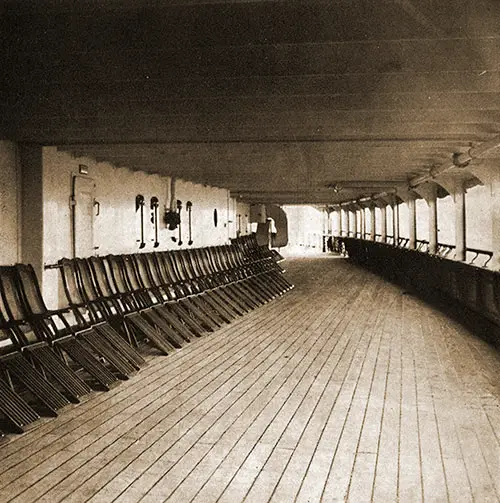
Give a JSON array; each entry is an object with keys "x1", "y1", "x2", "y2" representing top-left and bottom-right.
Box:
[
  {"x1": 41, "y1": 147, "x2": 249, "y2": 308},
  {"x1": 0, "y1": 141, "x2": 20, "y2": 265}
]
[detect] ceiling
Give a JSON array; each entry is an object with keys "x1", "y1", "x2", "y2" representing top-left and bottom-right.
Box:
[{"x1": 1, "y1": 0, "x2": 499, "y2": 205}]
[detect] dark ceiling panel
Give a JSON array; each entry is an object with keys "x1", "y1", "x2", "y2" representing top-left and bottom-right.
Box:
[{"x1": 1, "y1": 0, "x2": 499, "y2": 204}]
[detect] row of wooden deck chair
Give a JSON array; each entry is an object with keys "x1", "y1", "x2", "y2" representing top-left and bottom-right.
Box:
[{"x1": 0, "y1": 240, "x2": 292, "y2": 436}]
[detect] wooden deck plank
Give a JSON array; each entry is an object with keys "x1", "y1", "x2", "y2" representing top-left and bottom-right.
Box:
[{"x1": 0, "y1": 256, "x2": 499, "y2": 503}]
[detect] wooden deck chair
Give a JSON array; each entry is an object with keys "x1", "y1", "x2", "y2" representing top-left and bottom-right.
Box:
[
  {"x1": 0, "y1": 269, "x2": 92, "y2": 402},
  {"x1": 169, "y1": 250, "x2": 238, "y2": 323},
  {"x1": 16, "y1": 263, "x2": 138, "y2": 381},
  {"x1": 177, "y1": 249, "x2": 242, "y2": 318},
  {"x1": 140, "y1": 253, "x2": 209, "y2": 337},
  {"x1": 197, "y1": 247, "x2": 261, "y2": 310},
  {"x1": 131, "y1": 254, "x2": 200, "y2": 342},
  {"x1": 180, "y1": 249, "x2": 246, "y2": 317},
  {"x1": 119, "y1": 255, "x2": 190, "y2": 347},
  {"x1": 189, "y1": 248, "x2": 250, "y2": 315},
  {"x1": 93, "y1": 255, "x2": 177, "y2": 355},
  {"x1": 59, "y1": 258, "x2": 146, "y2": 370},
  {"x1": 157, "y1": 252, "x2": 223, "y2": 329},
  {"x1": 2, "y1": 265, "x2": 120, "y2": 390},
  {"x1": 0, "y1": 322, "x2": 70, "y2": 416}
]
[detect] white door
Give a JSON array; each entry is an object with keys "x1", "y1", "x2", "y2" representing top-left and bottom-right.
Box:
[{"x1": 73, "y1": 176, "x2": 96, "y2": 258}]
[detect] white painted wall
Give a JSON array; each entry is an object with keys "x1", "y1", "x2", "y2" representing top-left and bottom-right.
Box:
[
  {"x1": 41, "y1": 147, "x2": 248, "y2": 308},
  {"x1": 0, "y1": 141, "x2": 20, "y2": 264}
]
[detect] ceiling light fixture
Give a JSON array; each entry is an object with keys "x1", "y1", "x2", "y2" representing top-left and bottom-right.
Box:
[{"x1": 327, "y1": 183, "x2": 343, "y2": 193}]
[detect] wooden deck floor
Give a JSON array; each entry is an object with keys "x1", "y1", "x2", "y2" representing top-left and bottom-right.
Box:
[{"x1": 0, "y1": 256, "x2": 499, "y2": 502}]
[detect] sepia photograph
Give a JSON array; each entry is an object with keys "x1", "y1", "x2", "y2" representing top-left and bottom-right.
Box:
[{"x1": 0, "y1": 0, "x2": 499, "y2": 501}]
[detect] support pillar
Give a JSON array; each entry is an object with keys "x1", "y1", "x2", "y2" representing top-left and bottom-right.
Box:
[
  {"x1": 431, "y1": 175, "x2": 468, "y2": 262},
  {"x1": 19, "y1": 145, "x2": 44, "y2": 283},
  {"x1": 338, "y1": 208, "x2": 344, "y2": 237},
  {"x1": 492, "y1": 175, "x2": 500, "y2": 269},
  {"x1": 334, "y1": 208, "x2": 341, "y2": 237},
  {"x1": 413, "y1": 182, "x2": 439, "y2": 254},
  {"x1": 455, "y1": 187, "x2": 466, "y2": 261},
  {"x1": 468, "y1": 162, "x2": 500, "y2": 270},
  {"x1": 426, "y1": 184, "x2": 438, "y2": 254},
  {"x1": 408, "y1": 194, "x2": 417, "y2": 249},
  {"x1": 352, "y1": 207, "x2": 358, "y2": 238},
  {"x1": 369, "y1": 204, "x2": 376, "y2": 241},
  {"x1": 342, "y1": 206, "x2": 350, "y2": 236},
  {"x1": 393, "y1": 200, "x2": 400, "y2": 245},
  {"x1": 360, "y1": 207, "x2": 366, "y2": 239},
  {"x1": 380, "y1": 205, "x2": 387, "y2": 242}
]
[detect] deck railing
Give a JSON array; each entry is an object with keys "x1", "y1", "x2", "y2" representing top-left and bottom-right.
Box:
[
  {"x1": 337, "y1": 237, "x2": 500, "y2": 342},
  {"x1": 326, "y1": 234, "x2": 493, "y2": 269}
]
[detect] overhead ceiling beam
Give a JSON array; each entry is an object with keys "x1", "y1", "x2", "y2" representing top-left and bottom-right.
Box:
[
  {"x1": 54, "y1": 136, "x2": 479, "y2": 147},
  {"x1": 409, "y1": 133, "x2": 500, "y2": 188}
]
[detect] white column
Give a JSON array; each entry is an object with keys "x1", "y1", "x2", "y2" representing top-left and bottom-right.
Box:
[
  {"x1": 428, "y1": 184, "x2": 438, "y2": 254},
  {"x1": 455, "y1": 186, "x2": 466, "y2": 261},
  {"x1": 380, "y1": 205, "x2": 387, "y2": 242},
  {"x1": 360, "y1": 207, "x2": 366, "y2": 239},
  {"x1": 334, "y1": 208, "x2": 341, "y2": 237},
  {"x1": 370, "y1": 204, "x2": 376, "y2": 241},
  {"x1": 408, "y1": 194, "x2": 417, "y2": 249},
  {"x1": 492, "y1": 175, "x2": 500, "y2": 269},
  {"x1": 352, "y1": 208, "x2": 358, "y2": 238},
  {"x1": 393, "y1": 200, "x2": 400, "y2": 245}
]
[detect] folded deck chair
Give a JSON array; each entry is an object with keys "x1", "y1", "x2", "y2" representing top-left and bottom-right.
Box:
[
  {"x1": 87, "y1": 255, "x2": 177, "y2": 355},
  {"x1": 0, "y1": 321, "x2": 70, "y2": 415},
  {"x1": 0, "y1": 270, "x2": 92, "y2": 402},
  {"x1": 59, "y1": 258, "x2": 146, "y2": 370},
  {"x1": 1, "y1": 265, "x2": 120, "y2": 390}
]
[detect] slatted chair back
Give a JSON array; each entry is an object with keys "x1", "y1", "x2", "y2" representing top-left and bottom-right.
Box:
[
  {"x1": 173, "y1": 250, "x2": 189, "y2": 280},
  {"x1": 14, "y1": 264, "x2": 80, "y2": 338},
  {"x1": 182, "y1": 250, "x2": 198, "y2": 281},
  {"x1": 147, "y1": 253, "x2": 169, "y2": 288},
  {"x1": 181, "y1": 250, "x2": 200, "y2": 280},
  {"x1": 133, "y1": 254, "x2": 155, "y2": 289},
  {"x1": 103, "y1": 255, "x2": 142, "y2": 312},
  {"x1": 13, "y1": 265, "x2": 49, "y2": 317},
  {"x1": 191, "y1": 248, "x2": 210, "y2": 277},
  {"x1": 132, "y1": 255, "x2": 164, "y2": 301},
  {"x1": 222, "y1": 245, "x2": 237, "y2": 269},
  {"x1": 121, "y1": 255, "x2": 156, "y2": 308},
  {"x1": 213, "y1": 246, "x2": 230, "y2": 272},
  {"x1": 74, "y1": 259, "x2": 100, "y2": 303},
  {"x1": 158, "y1": 252, "x2": 180, "y2": 285},
  {"x1": 121, "y1": 255, "x2": 142, "y2": 292},
  {"x1": 168, "y1": 251, "x2": 187, "y2": 282},
  {"x1": 105, "y1": 255, "x2": 130, "y2": 296},
  {"x1": 72, "y1": 258, "x2": 113, "y2": 322},
  {"x1": 59, "y1": 259, "x2": 87, "y2": 307},
  {"x1": 57, "y1": 259, "x2": 100, "y2": 326},
  {"x1": 87, "y1": 256, "x2": 116, "y2": 298},
  {"x1": 203, "y1": 247, "x2": 221, "y2": 276},
  {"x1": 0, "y1": 266, "x2": 30, "y2": 322}
]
